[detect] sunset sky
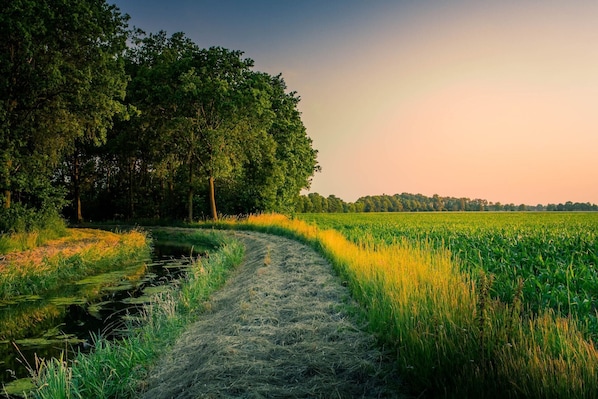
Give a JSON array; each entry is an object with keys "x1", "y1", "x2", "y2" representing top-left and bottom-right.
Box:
[{"x1": 112, "y1": 0, "x2": 598, "y2": 205}]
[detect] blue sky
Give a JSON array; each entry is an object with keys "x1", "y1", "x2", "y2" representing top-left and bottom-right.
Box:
[{"x1": 111, "y1": 1, "x2": 598, "y2": 205}]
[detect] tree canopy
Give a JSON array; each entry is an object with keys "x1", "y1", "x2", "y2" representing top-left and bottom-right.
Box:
[
  {"x1": 296, "y1": 193, "x2": 598, "y2": 213},
  {"x1": 1, "y1": 2, "x2": 319, "y2": 230},
  {"x1": 1, "y1": 0, "x2": 129, "y2": 225}
]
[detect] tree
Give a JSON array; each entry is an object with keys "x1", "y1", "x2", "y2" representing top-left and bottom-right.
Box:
[
  {"x1": 119, "y1": 32, "x2": 318, "y2": 220},
  {"x1": 174, "y1": 47, "x2": 271, "y2": 221},
  {"x1": 0, "y1": 0, "x2": 128, "y2": 218},
  {"x1": 228, "y1": 74, "x2": 319, "y2": 215}
]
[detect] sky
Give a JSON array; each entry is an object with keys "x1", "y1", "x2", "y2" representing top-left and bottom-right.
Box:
[{"x1": 111, "y1": 0, "x2": 598, "y2": 205}]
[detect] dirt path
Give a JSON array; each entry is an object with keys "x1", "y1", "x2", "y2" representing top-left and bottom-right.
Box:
[{"x1": 141, "y1": 231, "x2": 401, "y2": 399}]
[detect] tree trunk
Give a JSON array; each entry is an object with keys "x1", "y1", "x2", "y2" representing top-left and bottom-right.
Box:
[
  {"x1": 74, "y1": 152, "x2": 83, "y2": 223},
  {"x1": 3, "y1": 190, "x2": 10, "y2": 209},
  {"x1": 128, "y1": 158, "x2": 134, "y2": 219},
  {"x1": 187, "y1": 162, "x2": 194, "y2": 222},
  {"x1": 209, "y1": 175, "x2": 218, "y2": 221},
  {"x1": 187, "y1": 187, "x2": 194, "y2": 222},
  {"x1": 3, "y1": 158, "x2": 12, "y2": 209}
]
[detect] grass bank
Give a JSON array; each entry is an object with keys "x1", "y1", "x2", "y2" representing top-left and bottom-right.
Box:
[
  {"x1": 0, "y1": 229, "x2": 150, "y2": 299},
  {"x1": 30, "y1": 229, "x2": 243, "y2": 399},
  {"x1": 215, "y1": 214, "x2": 598, "y2": 398},
  {"x1": 0, "y1": 219, "x2": 67, "y2": 254}
]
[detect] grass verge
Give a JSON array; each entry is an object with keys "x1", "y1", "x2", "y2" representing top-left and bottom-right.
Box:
[
  {"x1": 0, "y1": 224, "x2": 68, "y2": 255},
  {"x1": 213, "y1": 214, "x2": 598, "y2": 398},
  {"x1": 29, "y1": 229, "x2": 243, "y2": 399},
  {"x1": 0, "y1": 229, "x2": 150, "y2": 299}
]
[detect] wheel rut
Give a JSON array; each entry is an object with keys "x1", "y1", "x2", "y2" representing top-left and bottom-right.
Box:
[{"x1": 141, "y1": 231, "x2": 400, "y2": 398}]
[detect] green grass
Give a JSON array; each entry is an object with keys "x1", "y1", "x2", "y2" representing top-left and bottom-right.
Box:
[
  {"x1": 29, "y1": 229, "x2": 244, "y2": 399},
  {"x1": 149, "y1": 228, "x2": 224, "y2": 254},
  {"x1": 0, "y1": 229, "x2": 151, "y2": 299},
  {"x1": 299, "y1": 212, "x2": 598, "y2": 337},
  {"x1": 0, "y1": 211, "x2": 68, "y2": 254},
  {"x1": 233, "y1": 213, "x2": 598, "y2": 398}
]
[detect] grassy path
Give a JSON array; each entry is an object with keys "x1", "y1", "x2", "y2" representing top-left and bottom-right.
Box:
[{"x1": 140, "y1": 231, "x2": 400, "y2": 398}]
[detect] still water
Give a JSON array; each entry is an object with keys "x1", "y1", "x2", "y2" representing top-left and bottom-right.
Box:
[{"x1": 0, "y1": 243, "x2": 197, "y2": 396}]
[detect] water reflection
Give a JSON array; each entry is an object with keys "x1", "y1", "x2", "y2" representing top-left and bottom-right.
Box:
[{"x1": 0, "y1": 243, "x2": 196, "y2": 395}]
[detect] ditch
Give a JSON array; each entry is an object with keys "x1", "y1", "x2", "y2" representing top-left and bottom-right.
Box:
[{"x1": 0, "y1": 242, "x2": 201, "y2": 397}]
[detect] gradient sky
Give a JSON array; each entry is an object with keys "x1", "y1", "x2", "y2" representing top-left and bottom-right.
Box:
[{"x1": 112, "y1": 0, "x2": 598, "y2": 205}]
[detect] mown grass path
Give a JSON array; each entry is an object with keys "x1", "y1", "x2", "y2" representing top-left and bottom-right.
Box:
[{"x1": 141, "y1": 231, "x2": 400, "y2": 398}]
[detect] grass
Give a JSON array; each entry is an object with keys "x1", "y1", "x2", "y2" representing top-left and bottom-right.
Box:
[
  {"x1": 0, "y1": 212, "x2": 68, "y2": 254},
  {"x1": 29, "y1": 229, "x2": 244, "y2": 399},
  {"x1": 0, "y1": 226, "x2": 68, "y2": 255},
  {"x1": 300, "y1": 212, "x2": 598, "y2": 337},
  {"x1": 0, "y1": 229, "x2": 150, "y2": 299},
  {"x1": 220, "y1": 213, "x2": 598, "y2": 398},
  {"x1": 149, "y1": 227, "x2": 224, "y2": 254}
]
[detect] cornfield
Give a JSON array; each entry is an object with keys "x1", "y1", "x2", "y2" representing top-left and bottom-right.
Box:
[{"x1": 240, "y1": 212, "x2": 598, "y2": 398}]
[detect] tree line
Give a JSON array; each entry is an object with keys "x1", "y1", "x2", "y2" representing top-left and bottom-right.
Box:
[
  {"x1": 1, "y1": 0, "x2": 318, "y2": 232},
  {"x1": 296, "y1": 193, "x2": 598, "y2": 213}
]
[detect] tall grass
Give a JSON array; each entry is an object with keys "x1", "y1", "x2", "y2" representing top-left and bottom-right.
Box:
[
  {"x1": 30, "y1": 230, "x2": 244, "y2": 399},
  {"x1": 0, "y1": 207, "x2": 68, "y2": 254},
  {"x1": 235, "y1": 214, "x2": 598, "y2": 398},
  {"x1": 301, "y1": 212, "x2": 598, "y2": 336},
  {"x1": 0, "y1": 229, "x2": 150, "y2": 299}
]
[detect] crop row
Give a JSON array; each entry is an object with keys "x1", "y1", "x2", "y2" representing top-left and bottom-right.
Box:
[{"x1": 299, "y1": 212, "x2": 598, "y2": 337}]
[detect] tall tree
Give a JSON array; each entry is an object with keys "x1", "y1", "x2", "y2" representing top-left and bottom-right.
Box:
[
  {"x1": 230, "y1": 74, "x2": 319, "y2": 214},
  {"x1": 174, "y1": 47, "x2": 273, "y2": 221},
  {"x1": 90, "y1": 31, "x2": 319, "y2": 221},
  {"x1": 0, "y1": 0, "x2": 128, "y2": 216}
]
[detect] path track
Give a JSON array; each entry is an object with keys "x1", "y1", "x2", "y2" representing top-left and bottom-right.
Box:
[{"x1": 141, "y1": 231, "x2": 400, "y2": 398}]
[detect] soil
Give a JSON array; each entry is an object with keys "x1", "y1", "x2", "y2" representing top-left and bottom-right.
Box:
[{"x1": 140, "y1": 231, "x2": 402, "y2": 399}]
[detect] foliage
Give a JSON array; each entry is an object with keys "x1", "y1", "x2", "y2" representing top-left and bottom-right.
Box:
[
  {"x1": 225, "y1": 214, "x2": 598, "y2": 398},
  {"x1": 296, "y1": 192, "x2": 598, "y2": 213},
  {"x1": 2, "y1": 2, "x2": 318, "y2": 226},
  {"x1": 0, "y1": 203, "x2": 68, "y2": 254},
  {"x1": 0, "y1": 0, "x2": 129, "y2": 217},
  {"x1": 57, "y1": 30, "x2": 318, "y2": 223},
  {"x1": 30, "y1": 230, "x2": 244, "y2": 399}
]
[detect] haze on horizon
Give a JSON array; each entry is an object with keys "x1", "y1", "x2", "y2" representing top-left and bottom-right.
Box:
[{"x1": 112, "y1": 0, "x2": 598, "y2": 206}]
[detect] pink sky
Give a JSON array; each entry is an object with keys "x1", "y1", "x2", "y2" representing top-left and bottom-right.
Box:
[
  {"x1": 115, "y1": 0, "x2": 598, "y2": 205},
  {"x1": 290, "y1": 2, "x2": 598, "y2": 204}
]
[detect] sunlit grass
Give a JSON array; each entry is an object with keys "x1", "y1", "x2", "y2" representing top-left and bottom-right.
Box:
[
  {"x1": 300, "y1": 212, "x2": 598, "y2": 335},
  {"x1": 0, "y1": 215, "x2": 68, "y2": 254},
  {"x1": 30, "y1": 230, "x2": 244, "y2": 399},
  {"x1": 233, "y1": 213, "x2": 598, "y2": 398},
  {"x1": 0, "y1": 229, "x2": 150, "y2": 299}
]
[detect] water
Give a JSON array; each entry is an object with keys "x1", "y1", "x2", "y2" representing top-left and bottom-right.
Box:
[{"x1": 0, "y1": 243, "x2": 198, "y2": 396}]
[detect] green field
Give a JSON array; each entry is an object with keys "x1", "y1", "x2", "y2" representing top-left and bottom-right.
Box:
[{"x1": 299, "y1": 212, "x2": 598, "y2": 336}]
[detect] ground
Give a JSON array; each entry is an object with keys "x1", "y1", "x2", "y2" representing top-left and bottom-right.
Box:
[{"x1": 140, "y1": 231, "x2": 402, "y2": 398}]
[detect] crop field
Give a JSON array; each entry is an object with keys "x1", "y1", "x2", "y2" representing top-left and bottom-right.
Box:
[
  {"x1": 299, "y1": 212, "x2": 598, "y2": 337},
  {"x1": 227, "y1": 212, "x2": 598, "y2": 397}
]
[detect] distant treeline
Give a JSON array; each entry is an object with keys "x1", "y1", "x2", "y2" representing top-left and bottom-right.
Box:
[{"x1": 296, "y1": 193, "x2": 598, "y2": 213}]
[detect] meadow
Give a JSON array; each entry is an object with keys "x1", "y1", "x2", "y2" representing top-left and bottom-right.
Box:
[
  {"x1": 0, "y1": 228, "x2": 150, "y2": 299},
  {"x1": 16, "y1": 213, "x2": 598, "y2": 398},
  {"x1": 238, "y1": 213, "x2": 598, "y2": 398}
]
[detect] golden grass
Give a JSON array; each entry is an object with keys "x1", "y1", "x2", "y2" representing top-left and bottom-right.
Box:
[
  {"x1": 234, "y1": 214, "x2": 598, "y2": 398},
  {"x1": 1, "y1": 229, "x2": 119, "y2": 270},
  {"x1": 0, "y1": 228, "x2": 149, "y2": 299}
]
